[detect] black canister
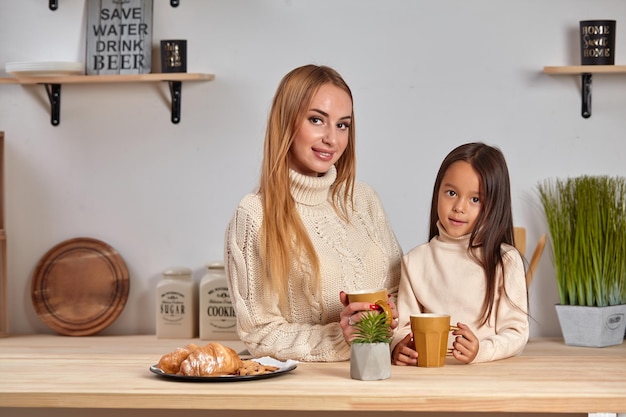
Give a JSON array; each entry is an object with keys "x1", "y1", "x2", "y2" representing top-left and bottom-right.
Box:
[{"x1": 580, "y1": 20, "x2": 616, "y2": 65}]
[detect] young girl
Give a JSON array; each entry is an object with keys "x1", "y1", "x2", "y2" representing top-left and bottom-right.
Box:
[{"x1": 392, "y1": 142, "x2": 529, "y2": 365}]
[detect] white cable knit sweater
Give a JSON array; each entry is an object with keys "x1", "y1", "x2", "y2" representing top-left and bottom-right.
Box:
[
  {"x1": 392, "y1": 223, "x2": 529, "y2": 363},
  {"x1": 225, "y1": 166, "x2": 402, "y2": 362}
]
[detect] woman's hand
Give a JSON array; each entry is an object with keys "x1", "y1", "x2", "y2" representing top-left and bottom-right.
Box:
[
  {"x1": 391, "y1": 333, "x2": 417, "y2": 365},
  {"x1": 339, "y1": 291, "x2": 395, "y2": 343},
  {"x1": 387, "y1": 297, "x2": 400, "y2": 330},
  {"x1": 451, "y1": 322, "x2": 479, "y2": 364}
]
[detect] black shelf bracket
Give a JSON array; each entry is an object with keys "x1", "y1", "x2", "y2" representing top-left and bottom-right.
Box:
[
  {"x1": 50, "y1": 0, "x2": 178, "y2": 10},
  {"x1": 37, "y1": 81, "x2": 186, "y2": 126},
  {"x1": 44, "y1": 83, "x2": 62, "y2": 126},
  {"x1": 168, "y1": 81, "x2": 182, "y2": 124},
  {"x1": 581, "y1": 73, "x2": 592, "y2": 119}
]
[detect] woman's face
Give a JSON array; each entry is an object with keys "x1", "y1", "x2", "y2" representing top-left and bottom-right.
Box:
[
  {"x1": 289, "y1": 83, "x2": 352, "y2": 176},
  {"x1": 437, "y1": 161, "x2": 482, "y2": 238}
]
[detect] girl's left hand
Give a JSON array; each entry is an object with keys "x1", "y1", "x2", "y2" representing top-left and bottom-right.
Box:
[{"x1": 450, "y1": 322, "x2": 479, "y2": 364}]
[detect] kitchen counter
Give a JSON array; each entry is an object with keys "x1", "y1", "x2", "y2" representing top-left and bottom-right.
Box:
[{"x1": 0, "y1": 335, "x2": 625, "y2": 415}]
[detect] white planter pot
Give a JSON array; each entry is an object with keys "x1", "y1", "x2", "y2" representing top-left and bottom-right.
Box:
[
  {"x1": 555, "y1": 304, "x2": 626, "y2": 347},
  {"x1": 350, "y1": 342, "x2": 391, "y2": 381}
]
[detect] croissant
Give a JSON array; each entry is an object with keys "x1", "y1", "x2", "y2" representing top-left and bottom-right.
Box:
[
  {"x1": 156, "y1": 343, "x2": 199, "y2": 374},
  {"x1": 177, "y1": 342, "x2": 243, "y2": 376}
]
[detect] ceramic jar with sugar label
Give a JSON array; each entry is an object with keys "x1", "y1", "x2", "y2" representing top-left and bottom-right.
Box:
[
  {"x1": 156, "y1": 266, "x2": 198, "y2": 338},
  {"x1": 199, "y1": 262, "x2": 238, "y2": 340}
]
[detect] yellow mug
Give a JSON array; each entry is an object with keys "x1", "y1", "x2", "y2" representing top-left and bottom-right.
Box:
[
  {"x1": 346, "y1": 288, "x2": 392, "y2": 326},
  {"x1": 410, "y1": 313, "x2": 459, "y2": 367}
]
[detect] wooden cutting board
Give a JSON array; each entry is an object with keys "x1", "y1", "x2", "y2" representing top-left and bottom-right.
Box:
[{"x1": 31, "y1": 237, "x2": 130, "y2": 336}]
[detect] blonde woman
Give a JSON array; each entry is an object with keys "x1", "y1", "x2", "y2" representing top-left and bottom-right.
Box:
[{"x1": 225, "y1": 64, "x2": 402, "y2": 362}]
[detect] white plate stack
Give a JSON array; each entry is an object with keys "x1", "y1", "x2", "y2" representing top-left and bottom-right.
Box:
[{"x1": 5, "y1": 61, "x2": 84, "y2": 77}]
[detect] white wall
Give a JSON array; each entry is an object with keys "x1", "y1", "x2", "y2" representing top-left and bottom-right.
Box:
[{"x1": 1, "y1": 0, "x2": 626, "y2": 339}]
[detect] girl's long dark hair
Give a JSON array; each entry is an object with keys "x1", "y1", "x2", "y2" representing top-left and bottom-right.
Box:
[{"x1": 429, "y1": 142, "x2": 515, "y2": 325}]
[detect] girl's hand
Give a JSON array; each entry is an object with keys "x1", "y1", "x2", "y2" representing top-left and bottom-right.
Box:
[
  {"x1": 451, "y1": 322, "x2": 479, "y2": 364},
  {"x1": 391, "y1": 333, "x2": 417, "y2": 365},
  {"x1": 339, "y1": 291, "x2": 391, "y2": 343},
  {"x1": 391, "y1": 333, "x2": 417, "y2": 366}
]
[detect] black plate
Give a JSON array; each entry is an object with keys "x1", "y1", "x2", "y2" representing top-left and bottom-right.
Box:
[{"x1": 149, "y1": 357, "x2": 297, "y2": 382}]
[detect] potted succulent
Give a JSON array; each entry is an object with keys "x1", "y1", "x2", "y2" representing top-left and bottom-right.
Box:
[
  {"x1": 537, "y1": 175, "x2": 626, "y2": 347},
  {"x1": 350, "y1": 310, "x2": 392, "y2": 380}
]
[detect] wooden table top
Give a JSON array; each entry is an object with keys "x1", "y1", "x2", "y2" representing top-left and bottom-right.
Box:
[{"x1": 0, "y1": 335, "x2": 625, "y2": 413}]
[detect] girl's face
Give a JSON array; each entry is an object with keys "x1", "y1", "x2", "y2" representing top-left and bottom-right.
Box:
[
  {"x1": 437, "y1": 161, "x2": 482, "y2": 238},
  {"x1": 289, "y1": 83, "x2": 352, "y2": 176}
]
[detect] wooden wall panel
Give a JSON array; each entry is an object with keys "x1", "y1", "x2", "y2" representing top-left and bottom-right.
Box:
[{"x1": 0, "y1": 131, "x2": 6, "y2": 337}]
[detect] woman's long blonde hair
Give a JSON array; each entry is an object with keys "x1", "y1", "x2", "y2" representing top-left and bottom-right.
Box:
[{"x1": 258, "y1": 64, "x2": 356, "y2": 301}]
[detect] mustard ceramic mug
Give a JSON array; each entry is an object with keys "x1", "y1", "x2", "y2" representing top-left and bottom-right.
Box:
[
  {"x1": 346, "y1": 288, "x2": 392, "y2": 325},
  {"x1": 410, "y1": 313, "x2": 459, "y2": 367}
]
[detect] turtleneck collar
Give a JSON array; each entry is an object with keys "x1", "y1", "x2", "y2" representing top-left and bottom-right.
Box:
[
  {"x1": 289, "y1": 165, "x2": 337, "y2": 206},
  {"x1": 435, "y1": 220, "x2": 471, "y2": 245}
]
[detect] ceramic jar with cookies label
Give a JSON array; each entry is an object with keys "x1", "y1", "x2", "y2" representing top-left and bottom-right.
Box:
[{"x1": 199, "y1": 262, "x2": 238, "y2": 340}]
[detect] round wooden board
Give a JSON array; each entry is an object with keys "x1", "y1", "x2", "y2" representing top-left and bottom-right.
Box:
[{"x1": 31, "y1": 237, "x2": 130, "y2": 336}]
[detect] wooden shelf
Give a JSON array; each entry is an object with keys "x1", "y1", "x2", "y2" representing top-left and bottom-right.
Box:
[
  {"x1": 543, "y1": 65, "x2": 626, "y2": 74},
  {"x1": 0, "y1": 72, "x2": 214, "y2": 85},
  {"x1": 543, "y1": 65, "x2": 626, "y2": 118},
  {"x1": 0, "y1": 73, "x2": 215, "y2": 125}
]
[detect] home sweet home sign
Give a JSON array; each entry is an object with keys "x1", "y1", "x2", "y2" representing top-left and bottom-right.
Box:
[{"x1": 86, "y1": 0, "x2": 153, "y2": 75}]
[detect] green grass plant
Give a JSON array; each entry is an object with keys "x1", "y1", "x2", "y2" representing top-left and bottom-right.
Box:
[
  {"x1": 538, "y1": 175, "x2": 626, "y2": 307},
  {"x1": 352, "y1": 311, "x2": 392, "y2": 344}
]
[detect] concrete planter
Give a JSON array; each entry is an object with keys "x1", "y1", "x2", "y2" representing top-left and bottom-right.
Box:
[
  {"x1": 350, "y1": 342, "x2": 391, "y2": 381},
  {"x1": 555, "y1": 304, "x2": 626, "y2": 347}
]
